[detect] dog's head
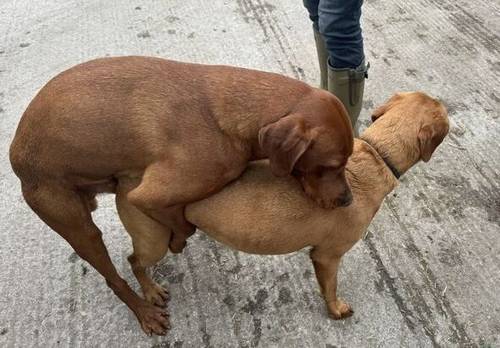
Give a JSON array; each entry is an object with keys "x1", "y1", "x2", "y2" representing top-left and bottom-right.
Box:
[
  {"x1": 259, "y1": 92, "x2": 354, "y2": 209},
  {"x1": 365, "y1": 92, "x2": 449, "y2": 170}
]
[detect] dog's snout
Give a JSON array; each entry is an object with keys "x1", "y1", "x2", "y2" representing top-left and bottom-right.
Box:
[{"x1": 338, "y1": 190, "x2": 353, "y2": 207}]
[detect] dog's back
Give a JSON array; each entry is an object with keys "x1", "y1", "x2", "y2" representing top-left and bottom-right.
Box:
[
  {"x1": 185, "y1": 160, "x2": 321, "y2": 254},
  {"x1": 185, "y1": 140, "x2": 395, "y2": 254},
  {"x1": 10, "y1": 56, "x2": 314, "y2": 182}
]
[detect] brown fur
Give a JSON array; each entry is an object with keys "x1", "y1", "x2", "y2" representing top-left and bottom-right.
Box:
[
  {"x1": 115, "y1": 92, "x2": 449, "y2": 333},
  {"x1": 9, "y1": 56, "x2": 353, "y2": 335}
]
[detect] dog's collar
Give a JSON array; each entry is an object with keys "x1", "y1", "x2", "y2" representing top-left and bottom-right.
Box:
[{"x1": 358, "y1": 136, "x2": 401, "y2": 179}]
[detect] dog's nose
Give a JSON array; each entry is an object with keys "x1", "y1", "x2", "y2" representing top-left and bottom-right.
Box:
[{"x1": 338, "y1": 190, "x2": 353, "y2": 207}]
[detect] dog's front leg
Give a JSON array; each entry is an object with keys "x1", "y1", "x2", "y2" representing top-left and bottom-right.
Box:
[
  {"x1": 116, "y1": 180, "x2": 171, "y2": 307},
  {"x1": 134, "y1": 203, "x2": 194, "y2": 254},
  {"x1": 127, "y1": 160, "x2": 239, "y2": 254},
  {"x1": 310, "y1": 247, "x2": 353, "y2": 319}
]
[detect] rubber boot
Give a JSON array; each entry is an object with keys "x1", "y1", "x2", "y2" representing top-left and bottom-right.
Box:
[
  {"x1": 327, "y1": 60, "x2": 369, "y2": 135},
  {"x1": 313, "y1": 29, "x2": 328, "y2": 90}
]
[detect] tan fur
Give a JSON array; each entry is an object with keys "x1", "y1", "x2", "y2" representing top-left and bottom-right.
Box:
[
  {"x1": 117, "y1": 91, "x2": 449, "y2": 326},
  {"x1": 9, "y1": 56, "x2": 353, "y2": 335}
]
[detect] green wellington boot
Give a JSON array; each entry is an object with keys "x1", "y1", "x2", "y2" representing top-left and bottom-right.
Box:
[
  {"x1": 313, "y1": 29, "x2": 328, "y2": 90},
  {"x1": 328, "y1": 61, "x2": 369, "y2": 135}
]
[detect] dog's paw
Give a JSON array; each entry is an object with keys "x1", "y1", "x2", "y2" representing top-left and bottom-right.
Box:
[
  {"x1": 328, "y1": 299, "x2": 354, "y2": 320},
  {"x1": 144, "y1": 282, "x2": 169, "y2": 307},
  {"x1": 135, "y1": 301, "x2": 170, "y2": 336}
]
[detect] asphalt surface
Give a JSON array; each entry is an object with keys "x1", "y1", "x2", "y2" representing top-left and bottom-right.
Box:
[{"x1": 1, "y1": 0, "x2": 499, "y2": 347}]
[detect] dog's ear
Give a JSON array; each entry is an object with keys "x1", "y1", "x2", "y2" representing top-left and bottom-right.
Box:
[
  {"x1": 372, "y1": 94, "x2": 403, "y2": 122},
  {"x1": 258, "y1": 116, "x2": 312, "y2": 177},
  {"x1": 418, "y1": 120, "x2": 449, "y2": 162},
  {"x1": 371, "y1": 104, "x2": 388, "y2": 122}
]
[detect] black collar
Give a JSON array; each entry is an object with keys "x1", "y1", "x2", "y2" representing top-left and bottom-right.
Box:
[{"x1": 359, "y1": 136, "x2": 401, "y2": 179}]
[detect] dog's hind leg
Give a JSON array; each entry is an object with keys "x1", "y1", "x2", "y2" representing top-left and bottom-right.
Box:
[
  {"x1": 21, "y1": 181, "x2": 169, "y2": 336},
  {"x1": 116, "y1": 179, "x2": 171, "y2": 307}
]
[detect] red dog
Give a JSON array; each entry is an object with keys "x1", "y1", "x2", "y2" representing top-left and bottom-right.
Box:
[{"x1": 10, "y1": 56, "x2": 353, "y2": 334}]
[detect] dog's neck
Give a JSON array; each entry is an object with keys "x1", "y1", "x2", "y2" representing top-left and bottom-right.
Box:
[
  {"x1": 344, "y1": 139, "x2": 399, "y2": 207},
  {"x1": 358, "y1": 136, "x2": 401, "y2": 179},
  {"x1": 359, "y1": 122, "x2": 421, "y2": 178}
]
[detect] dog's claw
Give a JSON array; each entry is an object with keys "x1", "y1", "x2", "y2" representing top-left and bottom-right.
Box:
[
  {"x1": 135, "y1": 301, "x2": 170, "y2": 336},
  {"x1": 144, "y1": 282, "x2": 169, "y2": 307},
  {"x1": 328, "y1": 299, "x2": 353, "y2": 320}
]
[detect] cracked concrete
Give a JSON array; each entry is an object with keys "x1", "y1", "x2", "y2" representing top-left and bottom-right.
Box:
[{"x1": 0, "y1": 0, "x2": 499, "y2": 347}]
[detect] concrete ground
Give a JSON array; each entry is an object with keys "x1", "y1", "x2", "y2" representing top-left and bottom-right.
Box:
[{"x1": 1, "y1": 0, "x2": 499, "y2": 347}]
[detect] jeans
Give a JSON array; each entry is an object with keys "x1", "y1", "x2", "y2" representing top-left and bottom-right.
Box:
[{"x1": 303, "y1": 0, "x2": 364, "y2": 69}]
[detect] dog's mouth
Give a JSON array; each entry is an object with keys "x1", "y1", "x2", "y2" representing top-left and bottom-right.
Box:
[
  {"x1": 303, "y1": 188, "x2": 353, "y2": 209},
  {"x1": 297, "y1": 174, "x2": 353, "y2": 209},
  {"x1": 303, "y1": 191, "x2": 340, "y2": 209},
  {"x1": 319, "y1": 199, "x2": 338, "y2": 209}
]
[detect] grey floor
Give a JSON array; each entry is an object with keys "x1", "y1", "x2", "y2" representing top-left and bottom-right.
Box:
[{"x1": 1, "y1": 0, "x2": 499, "y2": 347}]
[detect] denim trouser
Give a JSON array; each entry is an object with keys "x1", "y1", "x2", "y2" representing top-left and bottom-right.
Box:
[{"x1": 303, "y1": 0, "x2": 364, "y2": 69}]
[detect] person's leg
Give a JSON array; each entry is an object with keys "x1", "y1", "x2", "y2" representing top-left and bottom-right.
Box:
[
  {"x1": 303, "y1": 0, "x2": 328, "y2": 90},
  {"x1": 319, "y1": 0, "x2": 364, "y2": 69},
  {"x1": 319, "y1": 0, "x2": 368, "y2": 134},
  {"x1": 303, "y1": 0, "x2": 320, "y2": 31}
]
